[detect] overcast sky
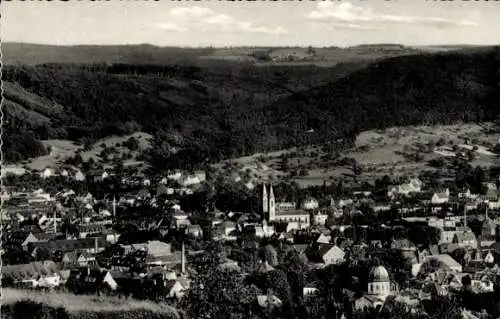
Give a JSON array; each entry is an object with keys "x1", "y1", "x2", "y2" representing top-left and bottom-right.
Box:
[{"x1": 3, "y1": 1, "x2": 499, "y2": 47}]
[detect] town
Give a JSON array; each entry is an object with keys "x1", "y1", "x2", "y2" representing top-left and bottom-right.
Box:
[{"x1": 2, "y1": 152, "x2": 500, "y2": 318}]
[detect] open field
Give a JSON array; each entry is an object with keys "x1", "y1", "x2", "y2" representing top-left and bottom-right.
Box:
[
  {"x1": 213, "y1": 123, "x2": 500, "y2": 188},
  {"x1": 1, "y1": 288, "x2": 179, "y2": 317},
  {"x1": 18, "y1": 132, "x2": 152, "y2": 172}
]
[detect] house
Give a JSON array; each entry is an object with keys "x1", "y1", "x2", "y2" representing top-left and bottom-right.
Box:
[
  {"x1": 388, "y1": 178, "x2": 422, "y2": 198},
  {"x1": 67, "y1": 268, "x2": 118, "y2": 293},
  {"x1": 186, "y1": 224, "x2": 203, "y2": 238},
  {"x1": 74, "y1": 171, "x2": 86, "y2": 181},
  {"x1": 14, "y1": 231, "x2": 54, "y2": 251},
  {"x1": 274, "y1": 211, "x2": 310, "y2": 227},
  {"x1": 123, "y1": 241, "x2": 173, "y2": 265},
  {"x1": 306, "y1": 244, "x2": 345, "y2": 267},
  {"x1": 391, "y1": 239, "x2": 418, "y2": 263},
  {"x1": 165, "y1": 280, "x2": 187, "y2": 299},
  {"x1": 431, "y1": 189, "x2": 450, "y2": 205},
  {"x1": 423, "y1": 254, "x2": 462, "y2": 273},
  {"x1": 478, "y1": 218, "x2": 497, "y2": 246},
  {"x1": 180, "y1": 175, "x2": 201, "y2": 187},
  {"x1": 301, "y1": 198, "x2": 319, "y2": 210},
  {"x1": 313, "y1": 212, "x2": 329, "y2": 226},
  {"x1": 316, "y1": 233, "x2": 331, "y2": 244},
  {"x1": 255, "y1": 221, "x2": 275, "y2": 238},
  {"x1": 62, "y1": 252, "x2": 97, "y2": 267},
  {"x1": 30, "y1": 237, "x2": 108, "y2": 255},
  {"x1": 458, "y1": 189, "x2": 480, "y2": 200},
  {"x1": 303, "y1": 287, "x2": 319, "y2": 297},
  {"x1": 276, "y1": 202, "x2": 296, "y2": 211},
  {"x1": 453, "y1": 231, "x2": 478, "y2": 250},
  {"x1": 257, "y1": 294, "x2": 282, "y2": 309},
  {"x1": 337, "y1": 199, "x2": 354, "y2": 208},
  {"x1": 78, "y1": 224, "x2": 108, "y2": 239},
  {"x1": 167, "y1": 171, "x2": 182, "y2": 181},
  {"x1": 40, "y1": 168, "x2": 56, "y2": 179}
]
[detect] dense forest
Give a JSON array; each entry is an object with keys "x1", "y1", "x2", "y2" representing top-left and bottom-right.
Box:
[{"x1": 3, "y1": 46, "x2": 499, "y2": 169}]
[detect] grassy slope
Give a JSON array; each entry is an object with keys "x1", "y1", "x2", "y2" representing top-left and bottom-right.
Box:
[{"x1": 1, "y1": 288, "x2": 180, "y2": 318}]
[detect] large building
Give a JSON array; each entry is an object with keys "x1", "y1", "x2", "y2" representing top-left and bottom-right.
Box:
[
  {"x1": 355, "y1": 265, "x2": 395, "y2": 310},
  {"x1": 262, "y1": 185, "x2": 310, "y2": 228}
]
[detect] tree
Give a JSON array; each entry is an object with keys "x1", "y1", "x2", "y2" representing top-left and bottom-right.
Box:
[
  {"x1": 181, "y1": 266, "x2": 259, "y2": 319},
  {"x1": 34, "y1": 247, "x2": 52, "y2": 261},
  {"x1": 262, "y1": 245, "x2": 279, "y2": 266}
]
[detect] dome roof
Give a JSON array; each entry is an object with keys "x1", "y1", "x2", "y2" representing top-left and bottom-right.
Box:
[{"x1": 369, "y1": 265, "x2": 390, "y2": 282}]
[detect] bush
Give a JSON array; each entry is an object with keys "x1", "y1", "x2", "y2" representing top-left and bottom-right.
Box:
[{"x1": 124, "y1": 137, "x2": 140, "y2": 151}]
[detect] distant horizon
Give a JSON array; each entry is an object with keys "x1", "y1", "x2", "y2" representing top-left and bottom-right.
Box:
[
  {"x1": 4, "y1": 41, "x2": 496, "y2": 49},
  {"x1": 3, "y1": 1, "x2": 499, "y2": 47}
]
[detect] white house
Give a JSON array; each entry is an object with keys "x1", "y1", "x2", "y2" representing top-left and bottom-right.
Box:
[
  {"x1": 40, "y1": 168, "x2": 56, "y2": 179},
  {"x1": 167, "y1": 171, "x2": 183, "y2": 181},
  {"x1": 301, "y1": 198, "x2": 319, "y2": 210},
  {"x1": 431, "y1": 189, "x2": 450, "y2": 205},
  {"x1": 313, "y1": 212, "x2": 328, "y2": 226},
  {"x1": 74, "y1": 171, "x2": 86, "y2": 181},
  {"x1": 180, "y1": 175, "x2": 201, "y2": 187},
  {"x1": 388, "y1": 178, "x2": 423, "y2": 197}
]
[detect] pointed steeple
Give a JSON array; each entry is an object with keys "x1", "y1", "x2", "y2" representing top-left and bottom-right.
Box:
[
  {"x1": 268, "y1": 184, "x2": 276, "y2": 222},
  {"x1": 262, "y1": 184, "x2": 268, "y2": 214}
]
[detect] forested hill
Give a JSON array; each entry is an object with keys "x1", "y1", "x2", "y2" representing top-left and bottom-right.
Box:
[
  {"x1": 3, "y1": 46, "x2": 500, "y2": 169},
  {"x1": 257, "y1": 47, "x2": 500, "y2": 151},
  {"x1": 2, "y1": 60, "x2": 366, "y2": 163}
]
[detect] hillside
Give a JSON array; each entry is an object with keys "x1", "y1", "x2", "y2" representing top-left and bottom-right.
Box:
[
  {"x1": 1, "y1": 288, "x2": 180, "y2": 319},
  {"x1": 257, "y1": 48, "x2": 500, "y2": 151},
  {"x1": 2, "y1": 59, "x2": 366, "y2": 164},
  {"x1": 3, "y1": 46, "x2": 500, "y2": 170}
]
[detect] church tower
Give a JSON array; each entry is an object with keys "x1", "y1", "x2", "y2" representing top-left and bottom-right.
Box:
[
  {"x1": 269, "y1": 185, "x2": 276, "y2": 222},
  {"x1": 262, "y1": 184, "x2": 268, "y2": 214}
]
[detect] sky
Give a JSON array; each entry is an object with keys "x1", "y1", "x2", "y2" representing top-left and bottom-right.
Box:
[{"x1": 2, "y1": 1, "x2": 500, "y2": 47}]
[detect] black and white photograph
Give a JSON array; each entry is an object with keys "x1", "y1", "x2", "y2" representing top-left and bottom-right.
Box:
[{"x1": 1, "y1": 0, "x2": 500, "y2": 318}]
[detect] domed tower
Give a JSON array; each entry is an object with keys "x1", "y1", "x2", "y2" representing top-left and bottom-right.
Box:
[{"x1": 367, "y1": 265, "x2": 391, "y2": 299}]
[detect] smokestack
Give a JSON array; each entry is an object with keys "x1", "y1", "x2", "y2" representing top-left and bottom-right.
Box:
[
  {"x1": 53, "y1": 209, "x2": 57, "y2": 234},
  {"x1": 181, "y1": 240, "x2": 186, "y2": 275},
  {"x1": 94, "y1": 237, "x2": 98, "y2": 254},
  {"x1": 113, "y1": 196, "x2": 116, "y2": 218},
  {"x1": 266, "y1": 288, "x2": 273, "y2": 313}
]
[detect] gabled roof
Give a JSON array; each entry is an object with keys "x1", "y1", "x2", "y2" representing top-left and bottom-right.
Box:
[
  {"x1": 454, "y1": 231, "x2": 477, "y2": 243},
  {"x1": 391, "y1": 239, "x2": 417, "y2": 250}
]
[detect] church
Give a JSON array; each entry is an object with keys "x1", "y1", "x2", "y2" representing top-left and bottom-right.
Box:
[
  {"x1": 262, "y1": 184, "x2": 310, "y2": 228},
  {"x1": 355, "y1": 265, "x2": 397, "y2": 310}
]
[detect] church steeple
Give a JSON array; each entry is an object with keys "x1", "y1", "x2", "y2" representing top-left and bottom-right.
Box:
[
  {"x1": 269, "y1": 185, "x2": 276, "y2": 222},
  {"x1": 262, "y1": 184, "x2": 268, "y2": 214}
]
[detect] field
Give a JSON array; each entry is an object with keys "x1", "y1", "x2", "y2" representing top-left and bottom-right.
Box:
[
  {"x1": 1, "y1": 288, "x2": 180, "y2": 318},
  {"x1": 18, "y1": 132, "x2": 152, "y2": 172},
  {"x1": 213, "y1": 123, "x2": 500, "y2": 188}
]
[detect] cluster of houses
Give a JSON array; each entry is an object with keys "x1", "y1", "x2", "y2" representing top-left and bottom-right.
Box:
[{"x1": 3, "y1": 165, "x2": 500, "y2": 316}]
